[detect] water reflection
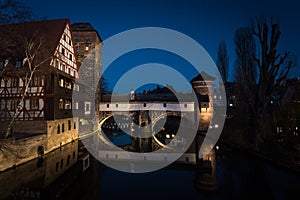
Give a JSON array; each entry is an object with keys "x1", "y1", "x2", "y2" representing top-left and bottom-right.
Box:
[
  {"x1": 1, "y1": 141, "x2": 300, "y2": 199},
  {"x1": 0, "y1": 140, "x2": 80, "y2": 200}
]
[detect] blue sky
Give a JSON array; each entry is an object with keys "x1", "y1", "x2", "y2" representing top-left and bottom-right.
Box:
[{"x1": 26, "y1": 0, "x2": 300, "y2": 92}]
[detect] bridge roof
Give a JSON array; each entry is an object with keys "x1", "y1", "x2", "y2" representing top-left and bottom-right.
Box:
[
  {"x1": 101, "y1": 93, "x2": 210, "y2": 103},
  {"x1": 101, "y1": 93, "x2": 197, "y2": 102}
]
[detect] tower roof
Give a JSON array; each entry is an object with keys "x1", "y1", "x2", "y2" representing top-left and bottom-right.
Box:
[{"x1": 190, "y1": 71, "x2": 216, "y2": 82}]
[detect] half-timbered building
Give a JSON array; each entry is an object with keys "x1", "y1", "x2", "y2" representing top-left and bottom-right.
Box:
[{"x1": 0, "y1": 19, "x2": 78, "y2": 152}]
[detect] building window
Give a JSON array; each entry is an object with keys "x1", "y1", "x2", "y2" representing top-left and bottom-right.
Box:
[
  {"x1": 67, "y1": 155, "x2": 70, "y2": 166},
  {"x1": 68, "y1": 38, "x2": 71, "y2": 45},
  {"x1": 69, "y1": 54, "x2": 72, "y2": 61},
  {"x1": 68, "y1": 120, "x2": 71, "y2": 130},
  {"x1": 11, "y1": 78, "x2": 19, "y2": 87},
  {"x1": 184, "y1": 104, "x2": 187, "y2": 108},
  {"x1": 0, "y1": 99, "x2": 5, "y2": 110},
  {"x1": 62, "y1": 123, "x2": 65, "y2": 133},
  {"x1": 116, "y1": 104, "x2": 118, "y2": 108},
  {"x1": 65, "y1": 81, "x2": 72, "y2": 89},
  {"x1": 65, "y1": 99, "x2": 71, "y2": 110},
  {"x1": 144, "y1": 103, "x2": 146, "y2": 107},
  {"x1": 59, "y1": 98, "x2": 64, "y2": 109},
  {"x1": 59, "y1": 78, "x2": 64, "y2": 87},
  {"x1": 0, "y1": 61, "x2": 4, "y2": 68},
  {"x1": 86, "y1": 35, "x2": 90, "y2": 40},
  {"x1": 163, "y1": 103, "x2": 166, "y2": 107},
  {"x1": 74, "y1": 122, "x2": 76, "y2": 129},
  {"x1": 85, "y1": 101, "x2": 90, "y2": 114},
  {"x1": 62, "y1": 64, "x2": 66, "y2": 72},
  {"x1": 106, "y1": 104, "x2": 109, "y2": 108},
  {"x1": 56, "y1": 162, "x2": 59, "y2": 172},
  {"x1": 75, "y1": 46, "x2": 79, "y2": 52},
  {"x1": 57, "y1": 124, "x2": 60, "y2": 134},
  {"x1": 85, "y1": 46, "x2": 89, "y2": 51},
  {"x1": 61, "y1": 47, "x2": 65, "y2": 56},
  {"x1": 31, "y1": 99, "x2": 39, "y2": 110},
  {"x1": 63, "y1": 34, "x2": 66, "y2": 41},
  {"x1": 16, "y1": 61, "x2": 22, "y2": 68},
  {"x1": 11, "y1": 100, "x2": 20, "y2": 110},
  {"x1": 75, "y1": 35, "x2": 78, "y2": 41},
  {"x1": 60, "y1": 159, "x2": 63, "y2": 169}
]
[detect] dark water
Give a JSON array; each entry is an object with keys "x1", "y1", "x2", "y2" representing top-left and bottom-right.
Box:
[
  {"x1": 97, "y1": 149, "x2": 300, "y2": 200},
  {"x1": 1, "y1": 142, "x2": 300, "y2": 200}
]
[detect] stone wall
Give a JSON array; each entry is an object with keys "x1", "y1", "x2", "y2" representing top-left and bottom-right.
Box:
[
  {"x1": 0, "y1": 120, "x2": 47, "y2": 135},
  {"x1": 46, "y1": 117, "x2": 79, "y2": 153},
  {"x1": 0, "y1": 134, "x2": 47, "y2": 172}
]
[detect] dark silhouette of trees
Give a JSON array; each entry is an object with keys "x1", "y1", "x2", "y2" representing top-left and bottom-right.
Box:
[
  {"x1": 0, "y1": 0, "x2": 31, "y2": 25},
  {"x1": 217, "y1": 40, "x2": 229, "y2": 83},
  {"x1": 234, "y1": 17, "x2": 297, "y2": 147}
]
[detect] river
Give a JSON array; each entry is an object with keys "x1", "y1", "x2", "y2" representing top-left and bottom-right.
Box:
[{"x1": 0, "y1": 141, "x2": 300, "y2": 199}]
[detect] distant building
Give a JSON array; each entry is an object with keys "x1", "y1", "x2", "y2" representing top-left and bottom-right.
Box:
[
  {"x1": 273, "y1": 78, "x2": 300, "y2": 146},
  {"x1": 71, "y1": 22, "x2": 102, "y2": 133},
  {"x1": 0, "y1": 19, "x2": 79, "y2": 169},
  {"x1": 190, "y1": 72, "x2": 215, "y2": 132}
]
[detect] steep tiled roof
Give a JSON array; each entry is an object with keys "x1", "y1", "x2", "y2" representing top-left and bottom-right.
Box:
[{"x1": 0, "y1": 18, "x2": 69, "y2": 66}]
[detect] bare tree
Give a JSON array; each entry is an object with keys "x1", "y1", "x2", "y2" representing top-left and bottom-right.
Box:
[
  {"x1": 4, "y1": 34, "x2": 53, "y2": 137},
  {"x1": 217, "y1": 40, "x2": 229, "y2": 83},
  {"x1": 234, "y1": 17, "x2": 297, "y2": 146},
  {"x1": 234, "y1": 27, "x2": 258, "y2": 141}
]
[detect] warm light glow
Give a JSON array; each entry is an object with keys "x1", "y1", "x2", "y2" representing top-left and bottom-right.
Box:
[
  {"x1": 214, "y1": 124, "x2": 219, "y2": 128},
  {"x1": 171, "y1": 134, "x2": 175, "y2": 138},
  {"x1": 216, "y1": 145, "x2": 219, "y2": 150},
  {"x1": 166, "y1": 134, "x2": 170, "y2": 139},
  {"x1": 229, "y1": 103, "x2": 233, "y2": 107},
  {"x1": 296, "y1": 127, "x2": 298, "y2": 130}
]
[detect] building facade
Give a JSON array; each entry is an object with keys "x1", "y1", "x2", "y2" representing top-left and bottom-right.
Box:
[
  {"x1": 71, "y1": 23, "x2": 102, "y2": 134},
  {"x1": 0, "y1": 19, "x2": 79, "y2": 169}
]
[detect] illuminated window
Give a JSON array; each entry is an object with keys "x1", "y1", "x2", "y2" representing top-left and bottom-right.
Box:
[
  {"x1": 85, "y1": 101, "x2": 91, "y2": 114},
  {"x1": 59, "y1": 98, "x2": 64, "y2": 109},
  {"x1": 85, "y1": 46, "x2": 89, "y2": 51},
  {"x1": 65, "y1": 99, "x2": 71, "y2": 110},
  {"x1": 59, "y1": 78, "x2": 64, "y2": 87}
]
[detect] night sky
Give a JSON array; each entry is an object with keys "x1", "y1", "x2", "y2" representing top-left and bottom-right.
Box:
[{"x1": 26, "y1": 0, "x2": 300, "y2": 92}]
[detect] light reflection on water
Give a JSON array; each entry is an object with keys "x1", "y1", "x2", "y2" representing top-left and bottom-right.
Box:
[{"x1": 1, "y1": 141, "x2": 300, "y2": 200}]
